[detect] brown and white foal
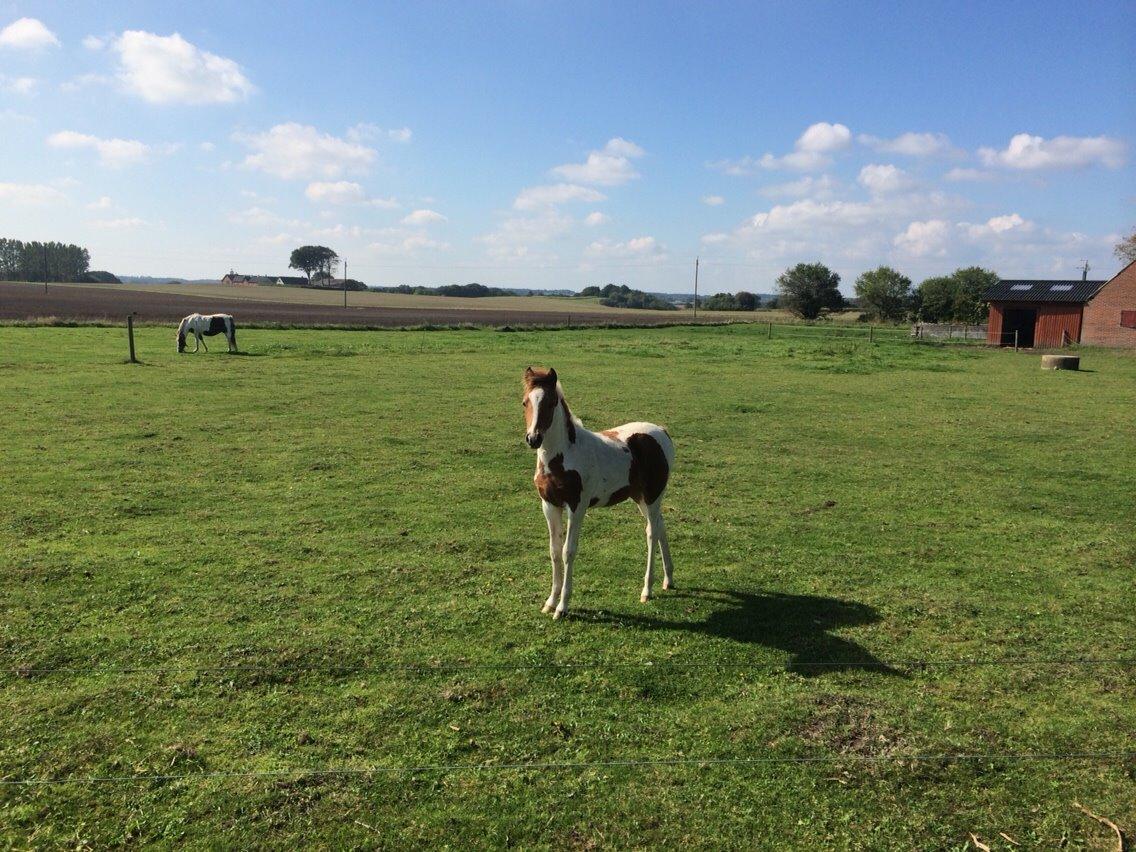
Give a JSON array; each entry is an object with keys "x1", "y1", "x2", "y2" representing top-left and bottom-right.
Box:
[{"x1": 522, "y1": 367, "x2": 675, "y2": 618}]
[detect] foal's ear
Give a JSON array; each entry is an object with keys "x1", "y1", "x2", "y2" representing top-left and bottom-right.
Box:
[
  {"x1": 548, "y1": 367, "x2": 557, "y2": 384},
  {"x1": 524, "y1": 366, "x2": 534, "y2": 377}
]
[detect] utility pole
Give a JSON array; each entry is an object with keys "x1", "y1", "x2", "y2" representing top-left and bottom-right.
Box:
[
  {"x1": 343, "y1": 260, "x2": 348, "y2": 308},
  {"x1": 42, "y1": 244, "x2": 48, "y2": 294},
  {"x1": 693, "y1": 256, "x2": 699, "y2": 319}
]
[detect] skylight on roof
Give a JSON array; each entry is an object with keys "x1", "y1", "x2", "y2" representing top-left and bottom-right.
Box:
[
  {"x1": 1009, "y1": 284, "x2": 1031, "y2": 291},
  {"x1": 1050, "y1": 285, "x2": 1073, "y2": 291}
]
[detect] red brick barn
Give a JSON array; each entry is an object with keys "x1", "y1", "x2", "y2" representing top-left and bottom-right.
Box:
[
  {"x1": 1082, "y1": 260, "x2": 1136, "y2": 347},
  {"x1": 984, "y1": 279, "x2": 1104, "y2": 347}
]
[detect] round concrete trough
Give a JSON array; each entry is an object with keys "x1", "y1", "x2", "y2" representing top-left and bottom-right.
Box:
[{"x1": 1041, "y1": 354, "x2": 1080, "y2": 371}]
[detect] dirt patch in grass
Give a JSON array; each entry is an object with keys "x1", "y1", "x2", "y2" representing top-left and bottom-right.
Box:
[{"x1": 798, "y1": 694, "x2": 909, "y2": 758}]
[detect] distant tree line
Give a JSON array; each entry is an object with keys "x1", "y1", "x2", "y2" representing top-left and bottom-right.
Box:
[
  {"x1": 376, "y1": 282, "x2": 515, "y2": 297},
  {"x1": 760, "y1": 261, "x2": 997, "y2": 323},
  {"x1": 579, "y1": 283, "x2": 677, "y2": 310},
  {"x1": 0, "y1": 238, "x2": 93, "y2": 283},
  {"x1": 699, "y1": 291, "x2": 761, "y2": 311}
]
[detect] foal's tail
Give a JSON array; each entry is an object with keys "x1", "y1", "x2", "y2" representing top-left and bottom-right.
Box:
[{"x1": 229, "y1": 318, "x2": 237, "y2": 350}]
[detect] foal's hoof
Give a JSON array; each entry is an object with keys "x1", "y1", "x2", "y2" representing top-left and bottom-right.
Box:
[
  {"x1": 552, "y1": 609, "x2": 567, "y2": 620},
  {"x1": 663, "y1": 581, "x2": 675, "y2": 591},
  {"x1": 640, "y1": 593, "x2": 651, "y2": 603},
  {"x1": 541, "y1": 603, "x2": 554, "y2": 614}
]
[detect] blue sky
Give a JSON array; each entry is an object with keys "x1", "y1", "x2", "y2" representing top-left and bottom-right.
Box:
[{"x1": 1, "y1": 0, "x2": 1133, "y2": 292}]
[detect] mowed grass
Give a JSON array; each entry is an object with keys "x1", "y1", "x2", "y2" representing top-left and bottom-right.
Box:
[{"x1": 1, "y1": 325, "x2": 1133, "y2": 848}]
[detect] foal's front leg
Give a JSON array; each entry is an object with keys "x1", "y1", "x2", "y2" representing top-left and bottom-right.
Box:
[
  {"x1": 542, "y1": 500, "x2": 565, "y2": 614},
  {"x1": 554, "y1": 506, "x2": 586, "y2": 619}
]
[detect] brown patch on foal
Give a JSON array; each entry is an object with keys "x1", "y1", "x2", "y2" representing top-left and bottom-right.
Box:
[
  {"x1": 626, "y1": 433, "x2": 669, "y2": 505},
  {"x1": 534, "y1": 454, "x2": 583, "y2": 511}
]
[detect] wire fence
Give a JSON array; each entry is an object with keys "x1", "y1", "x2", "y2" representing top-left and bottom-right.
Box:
[
  {"x1": 5, "y1": 655, "x2": 1134, "y2": 678},
  {"x1": 2, "y1": 750, "x2": 1132, "y2": 787}
]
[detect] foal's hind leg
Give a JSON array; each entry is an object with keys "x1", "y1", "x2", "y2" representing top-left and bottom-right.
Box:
[
  {"x1": 655, "y1": 505, "x2": 675, "y2": 590},
  {"x1": 638, "y1": 501, "x2": 661, "y2": 602}
]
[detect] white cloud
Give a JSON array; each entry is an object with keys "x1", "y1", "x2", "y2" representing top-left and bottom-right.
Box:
[
  {"x1": 305, "y1": 181, "x2": 366, "y2": 205},
  {"x1": 368, "y1": 229, "x2": 449, "y2": 256},
  {"x1": 944, "y1": 167, "x2": 997, "y2": 182},
  {"x1": 963, "y1": 213, "x2": 1032, "y2": 239},
  {"x1": 236, "y1": 123, "x2": 376, "y2": 179},
  {"x1": 59, "y1": 73, "x2": 112, "y2": 93},
  {"x1": 480, "y1": 211, "x2": 573, "y2": 259},
  {"x1": 702, "y1": 194, "x2": 725, "y2": 206},
  {"x1": 584, "y1": 211, "x2": 609, "y2": 226},
  {"x1": 796, "y1": 122, "x2": 852, "y2": 153},
  {"x1": 859, "y1": 132, "x2": 956, "y2": 157},
  {"x1": 46, "y1": 130, "x2": 150, "y2": 168},
  {"x1": 857, "y1": 163, "x2": 913, "y2": 195},
  {"x1": 228, "y1": 206, "x2": 293, "y2": 226},
  {"x1": 0, "y1": 182, "x2": 67, "y2": 204},
  {"x1": 603, "y1": 137, "x2": 645, "y2": 158},
  {"x1": 978, "y1": 133, "x2": 1126, "y2": 170},
  {"x1": 760, "y1": 175, "x2": 839, "y2": 200},
  {"x1": 513, "y1": 183, "x2": 606, "y2": 210},
  {"x1": 2, "y1": 76, "x2": 38, "y2": 96},
  {"x1": 551, "y1": 137, "x2": 645, "y2": 186},
  {"x1": 302, "y1": 181, "x2": 399, "y2": 209},
  {"x1": 711, "y1": 122, "x2": 850, "y2": 174},
  {"x1": 402, "y1": 208, "x2": 447, "y2": 225},
  {"x1": 584, "y1": 236, "x2": 665, "y2": 259},
  {"x1": 347, "y1": 123, "x2": 413, "y2": 144},
  {"x1": 112, "y1": 30, "x2": 255, "y2": 105},
  {"x1": 0, "y1": 18, "x2": 60, "y2": 50},
  {"x1": 82, "y1": 35, "x2": 106, "y2": 51},
  {"x1": 199, "y1": 141, "x2": 216, "y2": 152},
  {"x1": 893, "y1": 219, "x2": 951, "y2": 257},
  {"x1": 91, "y1": 217, "x2": 147, "y2": 230},
  {"x1": 86, "y1": 196, "x2": 113, "y2": 210},
  {"x1": 701, "y1": 232, "x2": 729, "y2": 245}
]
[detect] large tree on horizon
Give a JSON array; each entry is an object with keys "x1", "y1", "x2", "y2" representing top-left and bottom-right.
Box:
[
  {"x1": 289, "y1": 245, "x2": 339, "y2": 284},
  {"x1": 776, "y1": 262, "x2": 844, "y2": 319},
  {"x1": 854, "y1": 266, "x2": 913, "y2": 322}
]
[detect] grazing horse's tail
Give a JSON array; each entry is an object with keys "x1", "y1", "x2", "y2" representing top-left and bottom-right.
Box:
[{"x1": 228, "y1": 317, "x2": 237, "y2": 350}]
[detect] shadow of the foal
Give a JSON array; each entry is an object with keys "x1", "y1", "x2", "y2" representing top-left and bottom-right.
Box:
[{"x1": 574, "y1": 587, "x2": 902, "y2": 677}]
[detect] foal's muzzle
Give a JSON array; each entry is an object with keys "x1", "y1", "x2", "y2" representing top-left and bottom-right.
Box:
[{"x1": 526, "y1": 433, "x2": 543, "y2": 449}]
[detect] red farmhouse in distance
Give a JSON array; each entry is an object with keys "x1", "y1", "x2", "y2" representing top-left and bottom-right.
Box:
[{"x1": 984, "y1": 260, "x2": 1136, "y2": 348}]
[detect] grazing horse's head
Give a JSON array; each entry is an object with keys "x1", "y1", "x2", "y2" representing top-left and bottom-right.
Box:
[
  {"x1": 176, "y1": 316, "x2": 189, "y2": 353},
  {"x1": 522, "y1": 366, "x2": 560, "y2": 449}
]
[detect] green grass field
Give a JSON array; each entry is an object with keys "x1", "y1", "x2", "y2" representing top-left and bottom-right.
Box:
[{"x1": 1, "y1": 325, "x2": 1133, "y2": 848}]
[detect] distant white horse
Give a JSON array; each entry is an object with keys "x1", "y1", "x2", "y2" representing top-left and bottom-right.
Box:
[
  {"x1": 522, "y1": 367, "x2": 676, "y2": 619},
  {"x1": 177, "y1": 314, "x2": 237, "y2": 353}
]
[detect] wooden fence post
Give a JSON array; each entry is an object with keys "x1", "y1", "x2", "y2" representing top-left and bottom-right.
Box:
[{"x1": 127, "y1": 314, "x2": 138, "y2": 363}]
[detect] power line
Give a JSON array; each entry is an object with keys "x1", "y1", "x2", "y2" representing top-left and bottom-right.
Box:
[{"x1": 2, "y1": 751, "x2": 1130, "y2": 787}]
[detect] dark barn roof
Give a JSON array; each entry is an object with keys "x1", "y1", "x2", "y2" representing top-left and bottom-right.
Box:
[{"x1": 984, "y1": 279, "x2": 1106, "y2": 303}]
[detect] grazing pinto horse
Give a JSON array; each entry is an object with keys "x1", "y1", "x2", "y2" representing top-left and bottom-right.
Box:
[
  {"x1": 522, "y1": 367, "x2": 675, "y2": 619},
  {"x1": 177, "y1": 313, "x2": 237, "y2": 353}
]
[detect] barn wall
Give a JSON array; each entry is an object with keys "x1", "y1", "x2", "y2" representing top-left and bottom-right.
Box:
[
  {"x1": 1082, "y1": 261, "x2": 1136, "y2": 348},
  {"x1": 986, "y1": 303, "x2": 1004, "y2": 344},
  {"x1": 1034, "y1": 304, "x2": 1083, "y2": 347}
]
